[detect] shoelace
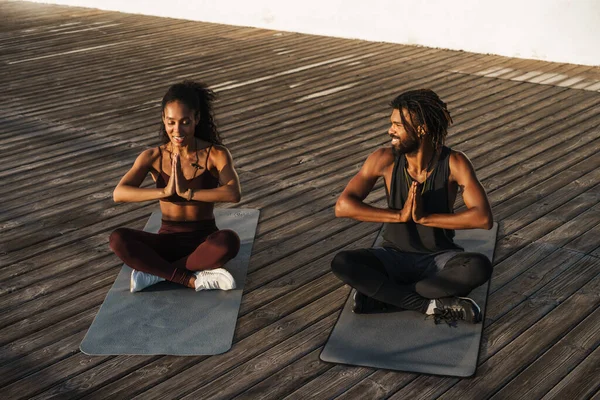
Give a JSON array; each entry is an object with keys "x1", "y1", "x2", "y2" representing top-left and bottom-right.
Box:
[
  {"x1": 433, "y1": 307, "x2": 465, "y2": 326},
  {"x1": 199, "y1": 270, "x2": 217, "y2": 289}
]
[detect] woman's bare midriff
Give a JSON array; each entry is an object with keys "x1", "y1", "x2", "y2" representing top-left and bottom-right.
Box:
[{"x1": 159, "y1": 201, "x2": 215, "y2": 222}]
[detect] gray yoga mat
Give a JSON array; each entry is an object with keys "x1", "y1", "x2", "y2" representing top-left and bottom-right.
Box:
[
  {"x1": 80, "y1": 208, "x2": 259, "y2": 356},
  {"x1": 320, "y1": 223, "x2": 498, "y2": 377}
]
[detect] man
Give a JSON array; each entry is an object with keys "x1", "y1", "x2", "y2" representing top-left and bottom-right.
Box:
[{"x1": 331, "y1": 89, "x2": 493, "y2": 324}]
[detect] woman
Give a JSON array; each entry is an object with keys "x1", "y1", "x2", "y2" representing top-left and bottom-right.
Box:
[{"x1": 109, "y1": 81, "x2": 241, "y2": 293}]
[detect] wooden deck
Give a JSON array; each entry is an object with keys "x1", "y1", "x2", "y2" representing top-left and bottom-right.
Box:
[{"x1": 1, "y1": 1, "x2": 599, "y2": 399}]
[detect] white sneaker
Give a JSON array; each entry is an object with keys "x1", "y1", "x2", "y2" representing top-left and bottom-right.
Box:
[
  {"x1": 130, "y1": 270, "x2": 165, "y2": 293},
  {"x1": 194, "y1": 268, "x2": 236, "y2": 291}
]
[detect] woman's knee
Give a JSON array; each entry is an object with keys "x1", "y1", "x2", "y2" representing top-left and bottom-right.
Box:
[
  {"x1": 109, "y1": 228, "x2": 131, "y2": 252},
  {"x1": 208, "y1": 229, "x2": 240, "y2": 259}
]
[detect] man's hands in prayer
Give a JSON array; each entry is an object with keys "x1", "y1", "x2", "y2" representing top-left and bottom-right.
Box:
[
  {"x1": 398, "y1": 182, "x2": 417, "y2": 223},
  {"x1": 411, "y1": 182, "x2": 426, "y2": 224}
]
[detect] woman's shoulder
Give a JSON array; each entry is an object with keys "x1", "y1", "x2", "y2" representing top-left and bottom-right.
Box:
[
  {"x1": 207, "y1": 144, "x2": 233, "y2": 158},
  {"x1": 135, "y1": 147, "x2": 162, "y2": 167},
  {"x1": 205, "y1": 143, "x2": 234, "y2": 169},
  {"x1": 208, "y1": 143, "x2": 229, "y2": 152}
]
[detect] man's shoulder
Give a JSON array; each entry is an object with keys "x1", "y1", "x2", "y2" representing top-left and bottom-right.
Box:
[
  {"x1": 447, "y1": 148, "x2": 471, "y2": 166},
  {"x1": 447, "y1": 147, "x2": 477, "y2": 180},
  {"x1": 367, "y1": 147, "x2": 395, "y2": 166}
]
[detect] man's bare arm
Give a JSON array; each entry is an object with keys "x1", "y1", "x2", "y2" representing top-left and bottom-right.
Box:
[
  {"x1": 335, "y1": 149, "x2": 413, "y2": 223},
  {"x1": 413, "y1": 151, "x2": 493, "y2": 230}
]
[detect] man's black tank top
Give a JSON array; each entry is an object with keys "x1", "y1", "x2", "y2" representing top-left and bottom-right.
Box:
[{"x1": 381, "y1": 146, "x2": 463, "y2": 253}]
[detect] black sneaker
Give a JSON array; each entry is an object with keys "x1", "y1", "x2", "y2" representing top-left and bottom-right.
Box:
[
  {"x1": 432, "y1": 297, "x2": 482, "y2": 325},
  {"x1": 352, "y1": 291, "x2": 388, "y2": 314}
]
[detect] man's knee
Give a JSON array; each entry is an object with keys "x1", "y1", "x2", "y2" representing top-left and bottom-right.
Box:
[
  {"x1": 331, "y1": 250, "x2": 360, "y2": 282},
  {"x1": 470, "y1": 253, "x2": 493, "y2": 284},
  {"x1": 448, "y1": 252, "x2": 493, "y2": 286}
]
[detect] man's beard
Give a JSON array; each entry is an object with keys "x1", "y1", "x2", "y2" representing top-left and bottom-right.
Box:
[{"x1": 391, "y1": 134, "x2": 420, "y2": 156}]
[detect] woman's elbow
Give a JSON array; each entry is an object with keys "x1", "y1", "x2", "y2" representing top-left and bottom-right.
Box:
[
  {"x1": 481, "y1": 214, "x2": 493, "y2": 230},
  {"x1": 113, "y1": 189, "x2": 123, "y2": 203},
  {"x1": 335, "y1": 198, "x2": 349, "y2": 218}
]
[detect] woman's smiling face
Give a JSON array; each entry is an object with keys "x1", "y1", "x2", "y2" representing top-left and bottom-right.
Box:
[{"x1": 162, "y1": 100, "x2": 199, "y2": 148}]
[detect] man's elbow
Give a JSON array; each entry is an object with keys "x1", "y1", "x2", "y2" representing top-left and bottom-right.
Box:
[{"x1": 229, "y1": 188, "x2": 242, "y2": 203}]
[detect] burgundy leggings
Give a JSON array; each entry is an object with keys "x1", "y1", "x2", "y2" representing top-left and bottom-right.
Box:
[{"x1": 109, "y1": 219, "x2": 240, "y2": 285}]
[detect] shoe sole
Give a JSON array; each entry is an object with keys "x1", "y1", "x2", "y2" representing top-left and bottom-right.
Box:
[
  {"x1": 130, "y1": 271, "x2": 164, "y2": 293},
  {"x1": 130, "y1": 271, "x2": 138, "y2": 293},
  {"x1": 352, "y1": 291, "x2": 363, "y2": 313}
]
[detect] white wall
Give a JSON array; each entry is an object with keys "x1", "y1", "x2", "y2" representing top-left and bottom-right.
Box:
[{"x1": 24, "y1": 0, "x2": 600, "y2": 66}]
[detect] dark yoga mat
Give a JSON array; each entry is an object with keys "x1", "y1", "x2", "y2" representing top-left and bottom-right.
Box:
[
  {"x1": 80, "y1": 208, "x2": 259, "y2": 355},
  {"x1": 320, "y1": 223, "x2": 498, "y2": 377}
]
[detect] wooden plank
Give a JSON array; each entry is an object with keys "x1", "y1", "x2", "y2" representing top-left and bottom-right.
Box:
[
  {"x1": 3, "y1": 351, "x2": 112, "y2": 400},
  {"x1": 0, "y1": 215, "x2": 146, "y2": 281},
  {"x1": 540, "y1": 346, "x2": 600, "y2": 400},
  {"x1": 490, "y1": 307, "x2": 600, "y2": 399},
  {"x1": 485, "y1": 131, "x2": 600, "y2": 214},
  {"x1": 438, "y1": 272, "x2": 600, "y2": 400},
  {"x1": 179, "y1": 314, "x2": 337, "y2": 399},
  {"x1": 500, "y1": 171, "x2": 600, "y2": 239},
  {"x1": 335, "y1": 370, "x2": 417, "y2": 400},
  {"x1": 387, "y1": 261, "x2": 600, "y2": 399},
  {"x1": 9, "y1": 36, "x2": 384, "y2": 118},
  {"x1": 467, "y1": 94, "x2": 600, "y2": 179},
  {"x1": 251, "y1": 88, "x2": 576, "y2": 189},
  {"x1": 562, "y1": 218, "x2": 600, "y2": 255},
  {"x1": 0, "y1": 308, "x2": 98, "y2": 365},
  {"x1": 0, "y1": 202, "x2": 156, "y2": 267},
  {"x1": 5, "y1": 284, "x2": 348, "y2": 398},
  {"x1": 493, "y1": 184, "x2": 600, "y2": 264},
  {"x1": 0, "y1": 254, "x2": 118, "y2": 311},
  {"x1": 486, "y1": 247, "x2": 585, "y2": 319},
  {"x1": 284, "y1": 364, "x2": 373, "y2": 400},
  {"x1": 0, "y1": 283, "x2": 113, "y2": 346},
  {"x1": 0, "y1": 329, "x2": 88, "y2": 387},
  {"x1": 7, "y1": 34, "x2": 387, "y2": 99},
  {"x1": 92, "y1": 288, "x2": 349, "y2": 400},
  {"x1": 232, "y1": 348, "x2": 331, "y2": 400}
]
